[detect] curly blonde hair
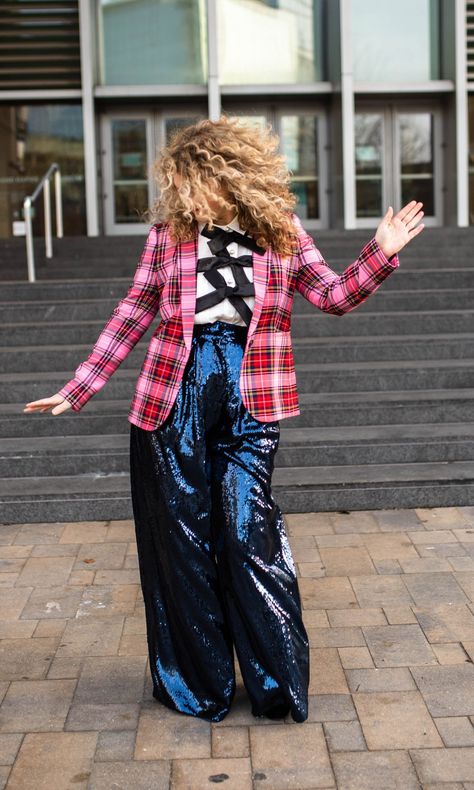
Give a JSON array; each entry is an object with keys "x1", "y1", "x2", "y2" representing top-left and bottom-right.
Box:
[{"x1": 143, "y1": 114, "x2": 300, "y2": 257}]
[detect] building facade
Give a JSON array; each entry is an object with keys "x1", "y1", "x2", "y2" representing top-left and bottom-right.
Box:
[{"x1": 0, "y1": 0, "x2": 472, "y2": 239}]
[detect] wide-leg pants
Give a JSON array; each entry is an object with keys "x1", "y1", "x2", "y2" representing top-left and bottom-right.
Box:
[{"x1": 129, "y1": 320, "x2": 309, "y2": 723}]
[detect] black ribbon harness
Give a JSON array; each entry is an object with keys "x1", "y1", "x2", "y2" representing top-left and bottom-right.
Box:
[{"x1": 196, "y1": 224, "x2": 265, "y2": 326}]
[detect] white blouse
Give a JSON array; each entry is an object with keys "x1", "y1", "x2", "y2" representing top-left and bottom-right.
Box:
[{"x1": 195, "y1": 213, "x2": 255, "y2": 326}]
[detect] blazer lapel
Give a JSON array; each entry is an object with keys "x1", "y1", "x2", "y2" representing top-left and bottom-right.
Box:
[{"x1": 178, "y1": 224, "x2": 272, "y2": 351}]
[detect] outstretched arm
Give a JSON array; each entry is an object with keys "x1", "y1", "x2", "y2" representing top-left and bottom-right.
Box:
[
  {"x1": 294, "y1": 201, "x2": 424, "y2": 315},
  {"x1": 54, "y1": 223, "x2": 166, "y2": 412}
]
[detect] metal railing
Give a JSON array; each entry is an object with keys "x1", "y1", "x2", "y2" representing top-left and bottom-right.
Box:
[{"x1": 23, "y1": 163, "x2": 63, "y2": 283}]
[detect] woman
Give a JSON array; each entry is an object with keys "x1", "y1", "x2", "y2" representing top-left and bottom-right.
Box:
[{"x1": 24, "y1": 115, "x2": 424, "y2": 724}]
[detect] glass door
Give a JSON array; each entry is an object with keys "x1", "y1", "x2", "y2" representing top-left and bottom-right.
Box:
[
  {"x1": 355, "y1": 103, "x2": 442, "y2": 227},
  {"x1": 220, "y1": 105, "x2": 328, "y2": 229},
  {"x1": 101, "y1": 110, "x2": 203, "y2": 234}
]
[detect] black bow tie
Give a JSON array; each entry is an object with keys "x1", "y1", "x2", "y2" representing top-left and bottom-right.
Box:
[
  {"x1": 200, "y1": 223, "x2": 265, "y2": 256},
  {"x1": 195, "y1": 252, "x2": 255, "y2": 325}
]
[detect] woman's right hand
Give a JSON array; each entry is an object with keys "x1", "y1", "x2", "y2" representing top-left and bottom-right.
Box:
[{"x1": 23, "y1": 394, "x2": 72, "y2": 416}]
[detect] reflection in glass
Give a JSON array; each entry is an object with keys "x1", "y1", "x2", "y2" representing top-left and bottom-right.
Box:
[
  {"x1": 218, "y1": 0, "x2": 325, "y2": 85},
  {"x1": 111, "y1": 120, "x2": 148, "y2": 224},
  {"x1": 164, "y1": 116, "x2": 202, "y2": 145},
  {"x1": 99, "y1": 0, "x2": 207, "y2": 85},
  {"x1": 399, "y1": 114, "x2": 434, "y2": 215},
  {"x1": 355, "y1": 114, "x2": 383, "y2": 218},
  {"x1": 0, "y1": 104, "x2": 85, "y2": 238},
  {"x1": 280, "y1": 115, "x2": 319, "y2": 220},
  {"x1": 352, "y1": 0, "x2": 440, "y2": 82}
]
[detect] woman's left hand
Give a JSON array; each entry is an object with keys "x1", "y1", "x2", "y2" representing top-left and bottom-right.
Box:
[{"x1": 375, "y1": 200, "x2": 425, "y2": 259}]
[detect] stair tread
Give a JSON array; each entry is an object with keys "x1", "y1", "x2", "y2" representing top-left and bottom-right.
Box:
[
  {"x1": 2, "y1": 460, "x2": 474, "y2": 498},
  {"x1": 1, "y1": 332, "x2": 474, "y2": 353},
  {"x1": 1, "y1": 422, "x2": 474, "y2": 454}
]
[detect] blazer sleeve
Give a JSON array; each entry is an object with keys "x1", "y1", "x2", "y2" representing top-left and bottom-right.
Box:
[
  {"x1": 57, "y1": 222, "x2": 166, "y2": 412},
  {"x1": 293, "y1": 213, "x2": 400, "y2": 315}
]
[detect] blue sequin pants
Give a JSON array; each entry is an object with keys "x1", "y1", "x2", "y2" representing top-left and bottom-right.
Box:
[{"x1": 129, "y1": 320, "x2": 309, "y2": 723}]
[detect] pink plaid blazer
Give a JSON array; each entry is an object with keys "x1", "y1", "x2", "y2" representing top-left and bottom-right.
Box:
[{"x1": 58, "y1": 213, "x2": 400, "y2": 430}]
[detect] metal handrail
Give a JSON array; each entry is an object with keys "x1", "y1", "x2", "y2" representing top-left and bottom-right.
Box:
[{"x1": 23, "y1": 163, "x2": 63, "y2": 283}]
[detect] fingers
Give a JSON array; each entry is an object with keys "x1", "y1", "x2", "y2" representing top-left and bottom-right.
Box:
[
  {"x1": 405, "y1": 208, "x2": 424, "y2": 231},
  {"x1": 396, "y1": 200, "x2": 423, "y2": 223},
  {"x1": 23, "y1": 396, "x2": 71, "y2": 414}
]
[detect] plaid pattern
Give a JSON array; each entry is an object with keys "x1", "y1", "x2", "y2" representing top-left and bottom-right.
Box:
[{"x1": 58, "y1": 212, "x2": 400, "y2": 429}]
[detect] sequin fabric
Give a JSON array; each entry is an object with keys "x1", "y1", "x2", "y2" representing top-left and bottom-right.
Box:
[{"x1": 129, "y1": 320, "x2": 309, "y2": 723}]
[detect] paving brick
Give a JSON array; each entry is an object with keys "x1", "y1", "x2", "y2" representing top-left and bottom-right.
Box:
[
  {"x1": 415, "y1": 507, "x2": 471, "y2": 529},
  {"x1": 306, "y1": 694, "x2": 357, "y2": 722},
  {"x1": 0, "y1": 588, "x2": 33, "y2": 621},
  {"x1": 402, "y1": 572, "x2": 469, "y2": 606},
  {"x1": 59, "y1": 522, "x2": 108, "y2": 544},
  {"x1": 419, "y1": 543, "x2": 468, "y2": 558},
  {"x1": 211, "y1": 725, "x2": 249, "y2": 758},
  {"x1": 135, "y1": 703, "x2": 211, "y2": 759},
  {"x1": 327, "y1": 607, "x2": 386, "y2": 627},
  {"x1": 0, "y1": 680, "x2": 75, "y2": 732},
  {"x1": 338, "y1": 646, "x2": 374, "y2": 669},
  {"x1": 329, "y1": 511, "x2": 379, "y2": 534},
  {"x1": 299, "y1": 576, "x2": 357, "y2": 609},
  {"x1": 19, "y1": 585, "x2": 83, "y2": 620},
  {"x1": 353, "y1": 690, "x2": 443, "y2": 749},
  {"x1": 55, "y1": 615, "x2": 125, "y2": 657},
  {"x1": 449, "y1": 556, "x2": 474, "y2": 571},
  {"x1": 410, "y1": 747, "x2": 474, "y2": 783},
  {"x1": 13, "y1": 523, "x2": 64, "y2": 545},
  {"x1": 74, "y1": 542, "x2": 128, "y2": 571},
  {"x1": 346, "y1": 667, "x2": 417, "y2": 693},
  {"x1": 319, "y1": 546, "x2": 376, "y2": 576},
  {"x1": 30, "y1": 543, "x2": 80, "y2": 557},
  {"x1": 32, "y1": 619, "x2": 66, "y2": 638},
  {"x1": 0, "y1": 733, "x2": 23, "y2": 765},
  {"x1": 323, "y1": 720, "x2": 366, "y2": 751},
  {"x1": 74, "y1": 656, "x2": 146, "y2": 705},
  {"x1": 361, "y1": 532, "x2": 419, "y2": 559},
  {"x1": 434, "y1": 716, "x2": 474, "y2": 746},
  {"x1": 76, "y1": 584, "x2": 138, "y2": 618},
  {"x1": 0, "y1": 621, "x2": 36, "y2": 639},
  {"x1": 171, "y1": 757, "x2": 252, "y2": 789},
  {"x1": 0, "y1": 637, "x2": 57, "y2": 681},
  {"x1": 331, "y1": 749, "x2": 422, "y2": 789},
  {"x1": 250, "y1": 722, "x2": 334, "y2": 789},
  {"x1": 413, "y1": 603, "x2": 474, "y2": 642},
  {"x1": 307, "y1": 626, "x2": 365, "y2": 648},
  {"x1": 362, "y1": 623, "x2": 437, "y2": 667},
  {"x1": 285, "y1": 512, "x2": 334, "y2": 536},
  {"x1": 431, "y1": 642, "x2": 471, "y2": 664},
  {"x1": 399, "y1": 557, "x2": 452, "y2": 573},
  {"x1": 373, "y1": 509, "x2": 424, "y2": 531},
  {"x1": 454, "y1": 571, "x2": 474, "y2": 601},
  {"x1": 5, "y1": 731, "x2": 97, "y2": 790},
  {"x1": 94, "y1": 729, "x2": 136, "y2": 762},
  {"x1": 297, "y1": 562, "x2": 326, "y2": 577},
  {"x1": 93, "y1": 569, "x2": 140, "y2": 586},
  {"x1": 372, "y1": 558, "x2": 403, "y2": 574},
  {"x1": 309, "y1": 648, "x2": 349, "y2": 694},
  {"x1": 410, "y1": 665, "x2": 474, "y2": 717},
  {"x1": 383, "y1": 605, "x2": 417, "y2": 624},
  {"x1": 47, "y1": 656, "x2": 84, "y2": 679},
  {"x1": 65, "y1": 703, "x2": 139, "y2": 731},
  {"x1": 351, "y1": 575, "x2": 413, "y2": 607},
  {"x1": 88, "y1": 760, "x2": 170, "y2": 789}
]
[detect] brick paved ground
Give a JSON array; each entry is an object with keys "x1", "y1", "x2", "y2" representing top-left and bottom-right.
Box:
[{"x1": 0, "y1": 507, "x2": 474, "y2": 789}]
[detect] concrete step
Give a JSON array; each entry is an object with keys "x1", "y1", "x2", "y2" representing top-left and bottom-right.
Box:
[
  {"x1": 3, "y1": 333, "x2": 474, "y2": 373},
  {"x1": 1, "y1": 425, "x2": 473, "y2": 478},
  {"x1": 3, "y1": 388, "x2": 474, "y2": 438},
  {"x1": 4, "y1": 359, "x2": 474, "y2": 403},
  {"x1": 2, "y1": 460, "x2": 474, "y2": 523},
  {"x1": 3, "y1": 309, "x2": 474, "y2": 346},
  {"x1": 2, "y1": 288, "x2": 473, "y2": 325}
]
